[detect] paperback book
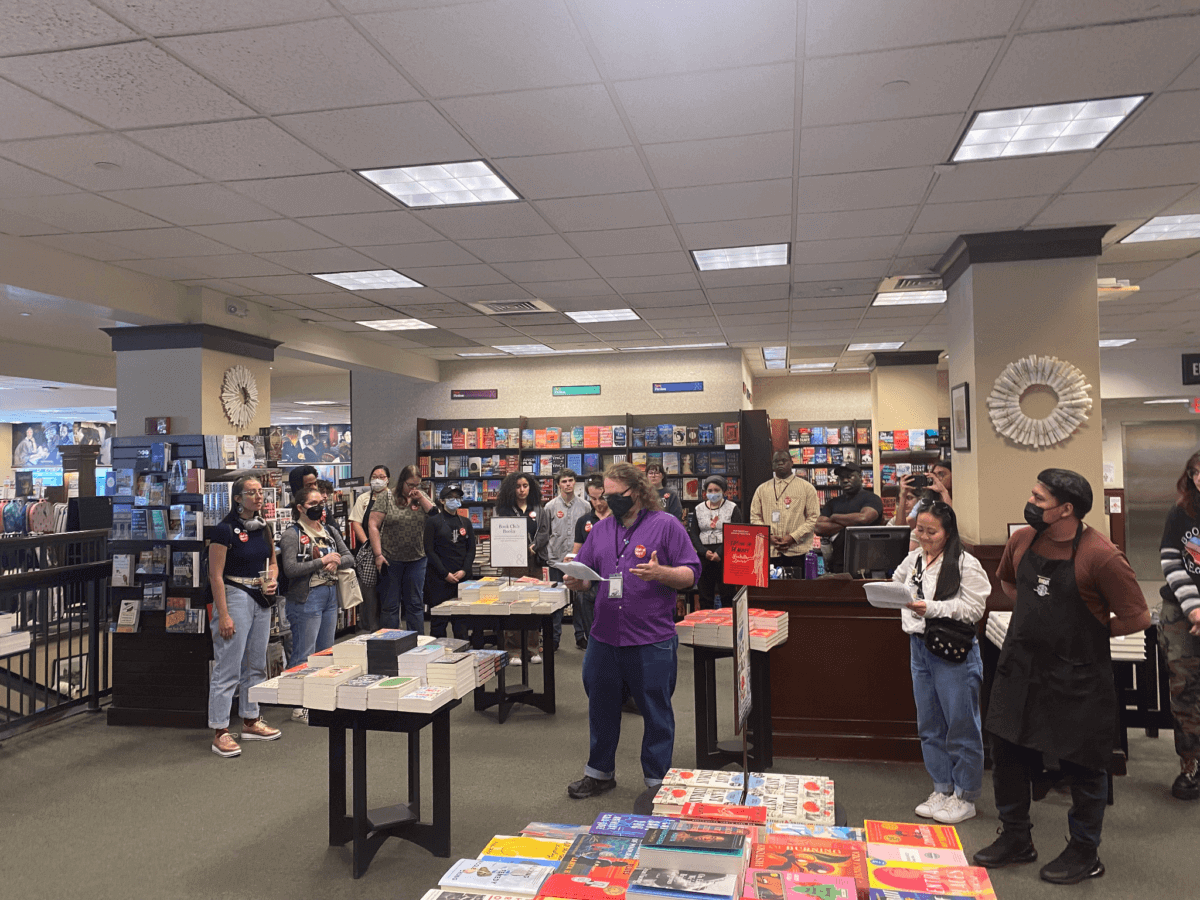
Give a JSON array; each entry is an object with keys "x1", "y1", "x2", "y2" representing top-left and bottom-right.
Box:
[{"x1": 437, "y1": 859, "x2": 553, "y2": 898}]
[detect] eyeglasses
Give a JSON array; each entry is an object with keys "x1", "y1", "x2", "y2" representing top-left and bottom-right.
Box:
[
  {"x1": 404, "y1": 481, "x2": 420, "y2": 489},
  {"x1": 241, "y1": 489, "x2": 264, "y2": 496}
]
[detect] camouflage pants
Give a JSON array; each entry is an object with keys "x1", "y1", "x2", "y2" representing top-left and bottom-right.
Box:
[{"x1": 1158, "y1": 594, "x2": 1200, "y2": 764}]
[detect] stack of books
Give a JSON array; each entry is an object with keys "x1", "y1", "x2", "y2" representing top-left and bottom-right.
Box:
[
  {"x1": 276, "y1": 664, "x2": 320, "y2": 706},
  {"x1": 330, "y1": 634, "x2": 370, "y2": 668},
  {"x1": 307, "y1": 648, "x2": 335, "y2": 667},
  {"x1": 653, "y1": 771, "x2": 836, "y2": 826},
  {"x1": 397, "y1": 645, "x2": 448, "y2": 683},
  {"x1": 247, "y1": 675, "x2": 282, "y2": 705},
  {"x1": 337, "y1": 673, "x2": 386, "y2": 710},
  {"x1": 427, "y1": 652, "x2": 478, "y2": 699},
  {"x1": 674, "y1": 609, "x2": 790, "y2": 651},
  {"x1": 366, "y1": 628, "x2": 419, "y2": 675},
  {"x1": 469, "y1": 648, "x2": 508, "y2": 686},
  {"x1": 366, "y1": 675, "x2": 421, "y2": 710},
  {"x1": 302, "y1": 664, "x2": 362, "y2": 711},
  {"x1": 396, "y1": 684, "x2": 455, "y2": 713}
]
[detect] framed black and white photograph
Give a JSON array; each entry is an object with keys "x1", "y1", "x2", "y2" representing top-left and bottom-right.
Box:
[{"x1": 951, "y1": 382, "x2": 971, "y2": 452}]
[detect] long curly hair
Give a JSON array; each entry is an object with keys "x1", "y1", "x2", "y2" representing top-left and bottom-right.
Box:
[
  {"x1": 603, "y1": 461, "x2": 662, "y2": 514},
  {"x1": 1176, "y1": 451, "x2": 1200, "y2": 520},
  {"x1": 496, "y1": 472, "x2": 541, "y2": 513}
]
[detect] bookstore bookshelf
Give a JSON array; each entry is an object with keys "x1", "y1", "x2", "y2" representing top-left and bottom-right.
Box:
[
  {"x1": 875, "y1": 425, "x2": 949, "y2": 523},
  {"x1": 785, "y1": 420, "x2": 874, "y2": 506}
]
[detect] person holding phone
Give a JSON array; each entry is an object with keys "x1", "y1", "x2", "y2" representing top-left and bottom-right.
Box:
[{"x1": 368, "y1": 464, "x2": 435, "y2": 633}]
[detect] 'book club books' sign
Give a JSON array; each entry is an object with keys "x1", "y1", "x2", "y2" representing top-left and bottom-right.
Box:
[
  {"x1": 721, "y1": 523, "x2": 769, "y2": 588},
  {"x1": 490, "y1": 516, "x2": 530, "y2": 568}
]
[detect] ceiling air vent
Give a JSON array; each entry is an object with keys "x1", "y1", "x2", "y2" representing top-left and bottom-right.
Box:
[
  {"x1": 468, "y1": 299, "x2": 558, "y2": 315},
  {"x1": 888, "y1": 275, "x2": 943, "y2": 292}
]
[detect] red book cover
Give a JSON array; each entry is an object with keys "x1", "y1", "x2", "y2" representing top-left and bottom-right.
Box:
[
  {"x1": 862, "y1": 821, "x2": 962, "y2": 851},
  {"x1": 721, "y1": 523, "x2": 770, "y2": 588},
  {"x1": 537, "y1": 873, "x2": 629, "y2": 900},
  {"x1": 680, "y1": 802, "x2": 768, "y2": 825},
  {"x1": 452, "y1": 428, "x2": 466, "y2": 450},
  {"x1": 722, "y1": 422, "x2": 740, "y2": 445},
  {"x1": 867, "y1": 862, "x2": 995, "y2": 898},
  {"x1": 742, "y1": 870, "x2": 856, "y2": 900},
  {"x1": 599, "y1": 426, "x2": 613, "y2": 448},
  {"x1": 892, "y1": 430, "x2": 909, "y2": 451},
  {"x1": 584, "y1": 426, "x2": 601, "y2": 448},
  {"x1": 749, "y1": 839, "x2": 868, "y2": 900},
  {"x1": 535, "y1": 429, "x2": 549, "y2": 449}
]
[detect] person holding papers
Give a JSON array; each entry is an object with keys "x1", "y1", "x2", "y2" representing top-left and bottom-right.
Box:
[{"x1": 890, "y1": 501, "x2": 989, "y2": 826}]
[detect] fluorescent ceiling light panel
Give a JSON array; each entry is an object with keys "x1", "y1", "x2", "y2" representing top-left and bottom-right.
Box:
[
  {"x1": 762, "y1": 346, "x2": 787, "y2": 360},
  {"x1": 952, "y1": 95, "x2": 1145, "y2": 162},
  {"x1": 1121, "y1": 214, "x2": 1200, "y2": 243},
  {"x1": 692, "y1": 243, "x2": 789, "y2": 271},
  {"x1": 492, "y1": 344, "x2": 553, "y2": 355},
  {"x1": 847, "y1": 341, "x2": 904, "y2": 351},
  {"x1": 789, "y1": 362, "x2": 835, "y2": 371},
  {"x1": 873, "y1": 290, "x2": 947, "y2": 306},
  {"x1": 1144, "y1": 398, "x2": 1190, "y2": 404},
  {"x1": 457, "y1": 352, "x2": 507, "y2": 357},
  {"x1": 358, "y1": 160, "x2": 519, "y2": 208},
  {"x1": 764, "y1": 359, "x2": 786, "y2": 370},
  {"x1": 314, "y1": 269, "x2": 423, "y2": 290},
  {"x1": 295, "y1": 400, "x2": 339, "y2": 406},
  {"x1": 837, "y1": 367, "x2": 871, "y2": 373},
  {"x1": 356, "y1": 318, "x2": 435, "y2": 331},
  {"x1": 566, "y1": 308, "x2": 640, "y2": 323},
  {"x1": 1099, "y1": 338, "x2": 1136, "y2": 347},
  {"x1": 618, "y1": 342, "x2": 727, "y2": 351}
]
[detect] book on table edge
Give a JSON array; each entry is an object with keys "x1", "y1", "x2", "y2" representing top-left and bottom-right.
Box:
[
  {"x1": 478, "y1": 835, "x2": 570, "y2": 866},
  {"x1": 562, "y1": 833, "x2": 642, "y2": 862},
  {"x1": 641, "y1": 826, "x2": 746, "y2": 853},
  {"x1": 520, "y1": 823, "x2": 592, "y2": 841},
  {"x1": 555, "y1": 855, "x2": 638, "y2": 879},
  {"x1": 625, "y1": 866, "x2": 740, "y2": 900},
  {"x1": 861, "y1": 822, "x2": 962, "y2": 852},
  {"x1": 865, "y1": 861, "x2": 994, "y2": 898},
  {"x1": 437, "y1": 859, "x2": 553, "y2": 898},
  {"x1": 536, "y1": 873, "x2": 631, "y2": 900},
  {"x1": 743, "y1": 871, "x2": 858, "y2": 900},
  {"x1": 749, "y1": 840, "x2": 868, "y2": 893},
  {"x1": 590, "y1": 813, "x2": 677, "y2": 838}
]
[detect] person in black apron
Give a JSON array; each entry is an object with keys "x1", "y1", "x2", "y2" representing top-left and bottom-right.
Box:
[{"x1": 974, "y1": 469, "x2": 1148, "y2": 885}]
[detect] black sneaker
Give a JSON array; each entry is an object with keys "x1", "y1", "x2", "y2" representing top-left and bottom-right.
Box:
[
  {"x1": 568, "y1": 775, "x2": 616, "y2": 799},
  {"x1": 972, "y1": 828, "x2": 1037, "y2": 868},
  {"x1": 1172, "y1": 760, "x2": 1199, "y2": 800},
  {"x1": 1040, "y1": 840, "x2": 1104, "y2": 884},
  {"x1": 577, "y1": 637, "x2": 588, "y2": 650}
]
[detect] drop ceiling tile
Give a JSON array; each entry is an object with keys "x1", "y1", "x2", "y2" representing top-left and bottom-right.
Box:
[
  {"x1": 101, "y1": 227, "x2": 237, "y2": 258},
  {"x1": 529, "y1": 279, "x2": 616, "y2": 298},
  {"x1": 660, "y1": 326, "x2": 725, "y2": 338},
  {"x1": 605, "y1": 273, "x2": 701, "y2": 294},
  {"x1": 1067, "y1": 144, "x2": 1200, "y2": 193},
  {"x1": 0, "y1": 42, "x2": 253, "y2": 129},
  {"x1": 405, "y1": 329, "x2": 481, "y2": 348},
  {"x1": 98, "y1": 183, "x2": 278, "y2": 226},
  {"x1": 362, "y1": 241, "x2": 481, "y2": 269},
  {"x1": 705, "y1": 285, "x2": 789, "y2": 303},
  {"x1": 317, "y1": 305, "x2": 392, "y2": 322},
  {"x1": 446, "y1": 326, "x2": 524, "y2": 339},
  {"x1": 566, "y1": 225, "x2": 682, "y2": 257},
  {"x1": 928, "y1": 154, "x2": 1089, "y2": 203},
  {"x1": 713, "y1": 298, "x2": 789, "y2": 314},
  {"x1": 805, "y1": 0, "x2": 1023, "y2": 55},
  {"x1": 130, "y1": 119, "x2": 335, "y2": 181},
  {"x1": 663, "y1": 179, "x2": 793, "y2": 224},
  {"x1": 576, "y1": 0, "x2": 796, "y2": 79},
  {"x1": 513, "y1": 324, "x2": 589, "y2": 336},
  {"x1": 795, "y1": 206, "x2": 916, "y2": 241},
  {"x1": 1174, "y1": 53, "x2": 1200, "y2": 91},
  {"x1": 0, "y1": 158, "x2": 76, "y2": 198},
  {"x1": 890, "y1": 255, "x2": 943, "y2": 274},
  {"x1": 590, "y1": 252, "x2": 694, "y2": 279},
  {"x1": 178, "y1": 278, "x2": 264, "y2": 296},
  {"x1": 1097, "y1": 260, "x2": 1176, "y2": 282},
  {"x1": 111, "y1": 257, "x2": 208, "y2": 279},
  {"x1": 1109, "y1": 89, "x2": 1200, "y2": 149},
  {"x1": 1161, "y1": 186, "x2": 1200, "y2": 215},
  {"x1": 632, "y1": 304, "x2": 709, "y2": 321},
  {"x1": 624, "y1": 290, "x2": 709, "y2": 308},
  {"x1": 792, "y1": 236, "x2": 903, "y2": 265},
  {"x1": 802, "y1": 40, "x2": 1001, "y2": 127},
  {"x1": 458, "y1": 234, "x2": 579, "y2": 264},
  {"x1": 278, "y1": 102, "x2": 477, "y2": 170},
  {"x1": 676, "y1": 216, "x2": 791, "y2": 249},
  {"x1": 494, "y1": 258, "x2": 599, "y2": 283},
  {"x1": 101, "y1": 0, "x2": 336, "y2": 35},
  {"x1": 716, "y1": 312, "x2": 789, "y2": 328},
  {"x1": 535, "y1": 192, "x2": 668, "y2": 232},
  {"x1": 1032, "y1": 185, "x2": 1194, "y2": 227},
  {"x1": 434, "y1": 284, "x2": 535, "y2": 302},
  {"x1": 0, "y1": 132, "x2": 201, "y2": 191},
  {"x1": 0, "y1": 192, "x2": 167, "y2": 231},
  {"x1": 800, "y1": 115, "x2": 964, "y2": 176},
  {"x1": 616, "y1": 64, "x2": 795, "y2": 144},
  {"x1": 164, "y1": 19, "x2": 418, "y2": 116},
  {"x1": 226, "y1": 173, "x2": 397, "y2": 218},
  {"x1": 414, "y1": 203, "x2": 553, "y2": 240},
  {"x1": 257, "y1": 247, "x2": 384, "y2": 273},
  {"x1": 981, "y1": 18, "x2": 1200, "y2": 108},
  {"x1": 0, "y1": 80, "x2": 98, "y2": 141},
  {"x1": 163, "y1": 255, "x2": 295, "y2": 278},
  {"x1": 400, "y1": 264, "x2": 510, "y2": 287},
  {"x1": 912, "y1": 196, "x2": 1045, "y2": 234},
  {"x1": 0, "y1": 208, "x2": 65, "y2": 236},
  {"x1": 1101, "y1": 240, "x2": 1200, "y2": 264},
  {"x1": 442, "y1": 85, "x2": 630, "y2": 157},
  {"x1": 298, "y1": 210, "x2": 443, "y2": 246},
  {"x1": 495, "y1": 147, "x2": 652, "y2": 200},
  {"x1": 1, "y1": 1, "x2": 137, "y2": 55},
  {"x1": 28, "y1": 232, "x2": 141, "y2": 261},
  {"x1": 699, "y1": 268, "x2": 790, "y2": 289},
  {"x1": 191, "y1": 220, "x2": 338, "y2": 253},
  {"x1": 251, "y1": 295, "x2": 312, "y2": 311},
  {"x1": 353, "y1": 287, "x2": 450, "y2": 305},
  {"x1": 642, "y1": 131, "x2": 794, "y2": 190},
  {"x1": 320, "y1": 320, "x2": 373, "y2": 332},
  {"x1": 1137, "y1": 256, "x2": 1200, "y2": 291},
  {"x1": 898, "y1": 233, "x2": 957, "y2": 258}
]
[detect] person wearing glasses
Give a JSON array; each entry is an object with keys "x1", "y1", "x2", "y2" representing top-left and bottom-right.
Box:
[
  {"x1": 562, "y1": 462, "x2": 700, "y2": 799},
  {"x1": 891, "y1": 501, "x2": 989, "y2": 826},
  {"x1": 368, "y1": 464, "x2": 435, "y2": 633},
  {"x1": 1158, "y1": 452, "x2": 1200, "y2": 801}
]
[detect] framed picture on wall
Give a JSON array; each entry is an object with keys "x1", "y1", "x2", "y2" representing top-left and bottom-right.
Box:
[{"x1": 951, "y1": 382, "x2": 971, "y2": 451}]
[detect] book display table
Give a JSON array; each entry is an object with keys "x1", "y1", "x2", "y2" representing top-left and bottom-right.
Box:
[
  {"x1": 307, "y1": 702, "x2": 461, "y2": 878},
  {"x1": 440, "y1": 612, "x2": 557, "y2": 724},
  {"x1": 691, "y1": 645, "x2": 774, "y2": 772}
]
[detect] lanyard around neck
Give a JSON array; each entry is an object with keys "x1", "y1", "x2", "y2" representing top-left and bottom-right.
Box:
[{"x1": 614, "y1": 508, "x2": 647, "y2": 562}]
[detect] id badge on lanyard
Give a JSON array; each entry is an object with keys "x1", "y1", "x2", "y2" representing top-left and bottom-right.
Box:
[{"x1": 608, "y1": 573, "x2": 623, "y2": 598}]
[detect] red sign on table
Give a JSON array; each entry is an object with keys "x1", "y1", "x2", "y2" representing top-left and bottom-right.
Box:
[{"x1": 722, "y1": 523, "x2": 770, "y2": 588}]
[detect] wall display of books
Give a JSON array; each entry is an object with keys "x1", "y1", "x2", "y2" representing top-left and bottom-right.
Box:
[
  {"x1": 875, "y1": 427, "x2": 946, "y2": 523},
  {"x1": 786, "y1": 420, "x2": 874, "y2": 507}
]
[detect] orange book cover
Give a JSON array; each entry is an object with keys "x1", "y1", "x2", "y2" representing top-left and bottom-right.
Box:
[
  {"x1": 749, "y1": 839, "x2": 868, "y2": 900},
  {"x1": 583, "y1": 426, "x2": 601, "y2": 448},
  {"x1": 866, "y1": 861, "x2": 995, "y2": 899},
  {"x1": 535, "y1": 429, "x2": 548, "y2": 449},
  {"x1": 862, "y1": 821, "x2": 962, "y2": 851}
]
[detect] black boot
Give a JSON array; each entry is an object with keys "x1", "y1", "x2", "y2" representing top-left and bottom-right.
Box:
[
  {"x1": 1039, "y1": 839, "x2": 1104, "y2": 884},
  {"x1": 567, "y1": 775, "x2": 616, "y2": 799},
  {"x1": 1171, "y1": 758, "x2": 1199, "y2": 800},
  {"x1": 973, "y1": 827, "x2": 1037, "y2": 868}
]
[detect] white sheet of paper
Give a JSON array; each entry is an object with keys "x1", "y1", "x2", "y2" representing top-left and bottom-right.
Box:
[
  {"x1": 864, "y1": 581, "x2": 914, "y2": 609},
  {"x1": 555, "y1": 559, "x2": 604, "y2": 582}
]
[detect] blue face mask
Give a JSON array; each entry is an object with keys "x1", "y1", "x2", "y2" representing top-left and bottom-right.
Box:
[
  {"x1": 706, "y1": 491, "x2": 723, "y2": 504},
  {"x1": 444, "y1": 498, "x2": 462, "y2": 512}
]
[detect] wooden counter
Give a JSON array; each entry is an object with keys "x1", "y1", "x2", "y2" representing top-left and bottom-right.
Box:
[{"x1": 747, "y1": 577, "x2": 922, "y2": 763}]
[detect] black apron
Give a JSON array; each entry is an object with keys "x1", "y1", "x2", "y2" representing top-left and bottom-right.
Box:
[{"x1": 985, "y1": 524, "x2": 1115, "y2": 771}]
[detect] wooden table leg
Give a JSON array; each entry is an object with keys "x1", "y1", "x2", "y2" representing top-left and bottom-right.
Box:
[
  {"x1": 352, "y1": 720, "x2": 369, "y2": 878},
  {"x1": 328, "y1": 723, "x2": 348, "y2": 845},
  {"x1": 431, "y1": 707, "x2": 453, "y2": 856},
  {"x1": 542, "y1": 614, "x2": 556, "y2": 713},
  {"x1": 408, "y1": 729, "x2": 421, "y2": 820}
]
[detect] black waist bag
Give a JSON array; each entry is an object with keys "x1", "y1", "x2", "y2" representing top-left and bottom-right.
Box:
[{"x1": 923, "y1": 617, "x2": 976, "y2": 663}]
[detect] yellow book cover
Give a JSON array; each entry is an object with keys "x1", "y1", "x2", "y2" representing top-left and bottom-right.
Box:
[{"x1": 479, "y1": 835, "x2": 571, "y2": 864}]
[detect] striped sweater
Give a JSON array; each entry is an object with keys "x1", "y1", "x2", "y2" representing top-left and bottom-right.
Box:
[{"x1": 1160, "y1": 504, "x2": 1200, "y2": 615}]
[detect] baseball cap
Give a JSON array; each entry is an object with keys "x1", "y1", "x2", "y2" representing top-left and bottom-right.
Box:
[
  {"x1": 440, "y1": 483, "x2": 464, "y2": 500},
  {"x1": 832, "y1": 462, "x2": 862, "y2": 477}
]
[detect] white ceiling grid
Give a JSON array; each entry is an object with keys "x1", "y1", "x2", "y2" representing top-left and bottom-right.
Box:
[{"x1": 0, "y1": 1, "x2": 1197, "y2": 376}]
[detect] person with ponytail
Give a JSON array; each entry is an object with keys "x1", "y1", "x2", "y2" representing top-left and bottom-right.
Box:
[{"x1": 891, "y1": 501, "x2": 989, "y2": 825}]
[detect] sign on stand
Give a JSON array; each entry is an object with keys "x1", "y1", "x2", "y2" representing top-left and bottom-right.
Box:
[
  {"x1": 489, "y1": 517, "x2": 529, "y2": 568},
  {"x1": 722, "y1": 523, "x2": 770, "y2": 588}
]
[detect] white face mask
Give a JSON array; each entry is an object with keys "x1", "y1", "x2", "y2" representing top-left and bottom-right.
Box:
[
  {"x1": 706, "y1": 492, "x2": 723, "y2": 504},
  {"x1": 370, "y1": 479, "x2": 387, "y2": 492}
]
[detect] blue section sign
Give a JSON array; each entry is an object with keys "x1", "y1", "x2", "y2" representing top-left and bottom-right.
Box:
[{"x1": 652, "y1": 381, "x2": 704, "y2": 393}]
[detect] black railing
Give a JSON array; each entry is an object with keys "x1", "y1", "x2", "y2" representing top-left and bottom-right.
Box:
[{"x1": 0, "y1": 529, "x2": 112, "y2": 740}]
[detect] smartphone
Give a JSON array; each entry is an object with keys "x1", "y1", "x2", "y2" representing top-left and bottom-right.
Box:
[{"x1": 909, "y1": 474, "x2": 932, "y2": 489}]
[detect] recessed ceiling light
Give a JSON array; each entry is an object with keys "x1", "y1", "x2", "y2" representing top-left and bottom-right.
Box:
[
  {"x1": 837, "y1": 367, "x2": 872, "y2": 373},
  {"x1": 457, "y1": 352, "x2": 507, "y2": 358},
  {"x1": 764, "y1": 359, "x2": 786, "y2": 370},
  {"x1": 295, "y1": 400, "x2": 339, "y2": 406},
  {"x1": 566, "y1": 308, "x2": 640, "y2": 324},
  {"x1": 314, "y1": 269, "x2": 423, "y2": 290},
  {"x1": 556, "y1": 348, "x2": 608, "y2": 354},
  {"x1": 19, "y1": 312, "x2": 31, "y2": 317},
  {"x1": 824, "y1": 286, "x2": 844, "y2": 294},
  {"x1": 492, "y1": 344, "x2": 553, "y2": 355},
  {"x1": 848, "y1": 341, "x2": 905, "y2": 351},
  {"x1": 358, "y1": 160, "x2": 519, "y2": 208},
  {"x1": 1121, "y1": 214, "x2": 1200, "y2": 243},
  {"x1": 952, "y1": 95, "x2": 1145, "y2": 162},
  {"x1": 762, "y1": 347, "x2": 787, "y2": 361},
  {"x1": 789, "y1": 362, "x2": 835, "y2": 371},
  {"x1": 1099, "y1": 338, "x2": 1136, "y2": 348},
  {"x1": 618, "y1": 342, "x2": 727, "y2": 351},
  {"x1": 356, "y1": 318, "x2": 435, "y2": 331},
  {"x1": 691, "y1": 243, "x2": 789, "y2": 271},
  {"x1": 1144, "y1": 398, "x2": 1190, "y2": 404},
  {"x1": 873, "y1": 290, "x2": 947, "y2": 306}
]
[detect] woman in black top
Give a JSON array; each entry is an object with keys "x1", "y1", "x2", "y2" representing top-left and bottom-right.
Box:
[
  {"x1": 495, "y1": 472, "x2": 543, "y2": 662},
  {"x1": 1159, "y1": 451, "x2": 1200, "y2": 799},
  {"x1": 208, "y1": 475, "x2": 281, "y2": 758}
]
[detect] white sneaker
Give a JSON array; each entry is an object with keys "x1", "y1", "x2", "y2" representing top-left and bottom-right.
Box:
[
  {"x1": 509, "y1": 656, "x2": 522, "y2": 666},
  {"x1": 933, "y1": 795, "x2": 976, "y2": 824},
  {"x1": 292, "y1": 707, "x2": 309, "y2": 722},
  {"x1": 915, "y1": 791, "x2": 951, "y2": 818},
  {"x1": 530, "y1": 653, "x2": 543, "y2": 665}
]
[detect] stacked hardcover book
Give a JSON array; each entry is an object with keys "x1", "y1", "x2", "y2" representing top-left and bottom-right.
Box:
[
  {"x1": 674, "y1": 609, "x2": 789, "y2": 652},
  {"x1": 427, "y1": 652, "x2": 478, "y2": 699},
  {"x1": 395, "y1": 684, "x2": 455, "y2": 713},
  {"x1": 302, "y1": 664, "x2": 362, "y2": 711},
  {"x1": 337, "y1": 673, "x2": 386, "y2": 710},
  {"x1": 366, "y1": 628, "x2": 420, "y2": 674},
  {"x1": 365, "y1": 675, "x2": 421, "y2": 710}
]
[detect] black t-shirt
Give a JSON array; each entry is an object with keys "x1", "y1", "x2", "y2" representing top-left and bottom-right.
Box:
[
  {"x1": 821, "y1": 489, "x2": 885, "y2": 573},
  {"x1": 212, "y1": 515, "x2": 273, "y2": 578},
  {"x1": 575, "y1": 511, "x2": 603, "y2": 546}
]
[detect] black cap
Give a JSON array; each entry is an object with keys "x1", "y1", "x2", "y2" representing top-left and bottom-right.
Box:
[
  {"x1": 702, "y1": 474, "x2": 727, "y2": 492},
  {"x1": 440, "y1": 483, "x2": 464, "y2": 500},
  {"x1": 832, "y1": 462, "x2": 862, "y2": 477}
]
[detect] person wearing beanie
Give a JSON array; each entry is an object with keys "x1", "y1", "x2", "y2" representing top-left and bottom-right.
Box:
[{"x1": 687, "y1": 475, "x2": 744, "y2": 609}]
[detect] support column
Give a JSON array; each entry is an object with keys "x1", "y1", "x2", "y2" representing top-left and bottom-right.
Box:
[{"x1": 936, "y1": 227, "x2": 1109, "y2": 545}]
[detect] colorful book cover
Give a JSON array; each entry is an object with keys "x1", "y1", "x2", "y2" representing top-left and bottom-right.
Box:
[
  {"x1": 522, "y1": 822, "x2": 591, "y2": 841},
  {"x1": 866, "y1": 863, "x2": 994, "y2": 899},
  {"x1": 856, "y1": 427, "x2": 871, "y2": 445},
  {"x1": 743, "y1": 871, "x2": 857, "y2": 900},
  {"x1": 572, "y1": 426, "x2": 586, "y2": 447},
  {"x1": 539, "y1": 873, "x2": 630, "y2": 900},
  {"x1": 563, "y1": 834, "x2": 642, "y2": 862},
  {"x1": 599, "y1": 426, "x2": 614, "y2": 447},
  {"x1": 865, "y1": 845, "x2": 968, "y2": 866},
  {"x1": 749, "y1": 839, "x2": 868, "y2": 896},
  {"x1": 877, "y1": 431, "x2": 893, "y2": 451},
  {"x1": 680, "y1": 802, "x2": 768, "y2": 826},
  {"x1": 892, "y1": 430, "x2": 910, "y2": 451},
  {"x1": 556, "y1": 855, "x2": 638, "y2": 880},
  {"x1": 768, "y1": 825, "x2": 865, "y2": 842},
  {"x1": 867, "y1": 892, "x2": 974, "y2": 900},
  {"x1": 438, "y1": 859, "x2": 553, "y2": 897},
  {"x1": 627, "y1": 867, "x2": 740, "y2": 900},
  {"x1": 612, "y1": 425, "x2": 628, "y2": 447},
  {"x1": 862, "y1": 822, "x2": 962, "y2": 852},
  {"x1": 641, "y1": 827, "x2": 745, "y2": 853},
  {"x1": 479, "y1": 835, "x2": 570, "y2": 867},
  {"x1": 584, "y1": 426, "x2": 601, "y2": 448},
  {"x1": 590, "y1": 813, "x2": 676, "y2": 838}
]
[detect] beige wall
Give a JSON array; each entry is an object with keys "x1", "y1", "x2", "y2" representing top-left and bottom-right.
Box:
[
  {"x1": 741, "y1": 354, "x2": 755, "y2": 411},
  {"x1": 870, "y1": 364, "x2": 941, "y2": 492},
  {"x1": 947, "y1": 256, "x2": 1106, "y2": 544},
  {"x1": 753, "y1": 373, "x2": 872, "y2": 421}
]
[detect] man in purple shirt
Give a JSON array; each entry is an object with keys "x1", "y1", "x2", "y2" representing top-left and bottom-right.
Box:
[{"x1": 563, "y1": 462, "x2": 701, "y2": 799}]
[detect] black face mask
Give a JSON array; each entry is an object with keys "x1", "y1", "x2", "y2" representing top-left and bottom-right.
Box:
[
  {"x1": 1023, "y1": 501, "x2": 1053, "y2": 533},
  {"x1": 606, "y1": 492, "x2": 634, "y2": 520},
  {"x1": 305, "y1": 504, "x2": 325, "y2": 522}
]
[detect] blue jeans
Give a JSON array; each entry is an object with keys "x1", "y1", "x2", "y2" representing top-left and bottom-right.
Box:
[
  {"x1": 208, "y1": 585, "x2": 272, "y2": 729},
  {"x1": 582, "y1": 635, "x2": 678, "y2": 786},
  {"x1": 380, "y1": 557, "x2": 427, "y2": 634},
  {"x1": 288, "y1": 583, "x2": 338, "y2": 666},
  {"x1": 910, "y1": 633, "x2": 984, "y2": 800}
]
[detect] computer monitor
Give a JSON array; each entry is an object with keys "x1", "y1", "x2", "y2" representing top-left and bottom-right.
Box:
[{"x1": 844, "y1": 526, "x2": 912, "y2": 579}]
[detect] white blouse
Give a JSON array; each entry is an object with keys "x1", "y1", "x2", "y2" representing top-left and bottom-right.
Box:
[{"x1": 891, "y1": 547, "x2": 990, "y2": 635}]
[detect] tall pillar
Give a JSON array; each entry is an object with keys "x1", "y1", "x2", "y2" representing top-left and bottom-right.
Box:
[
  {"x1": 869, "y1": 351, "x2": 942, "y2": 519},
  {"x1": 103, "y1": 325, "x2": 279, "y2": 437},
  {"x1": 936, "y1": 227, "x2": 1109, "y2": 545}
]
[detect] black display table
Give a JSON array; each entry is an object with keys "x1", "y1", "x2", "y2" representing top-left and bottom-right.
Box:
[
  {"x1": 307, "y1": 702, "x2": 460, "y2": 878},
  {"x1": 690, "y1": 644, "x2": 775, "y2": 771},
  {"x1": 438, "y1": 612, "x2": 558, "y2": 724}
]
